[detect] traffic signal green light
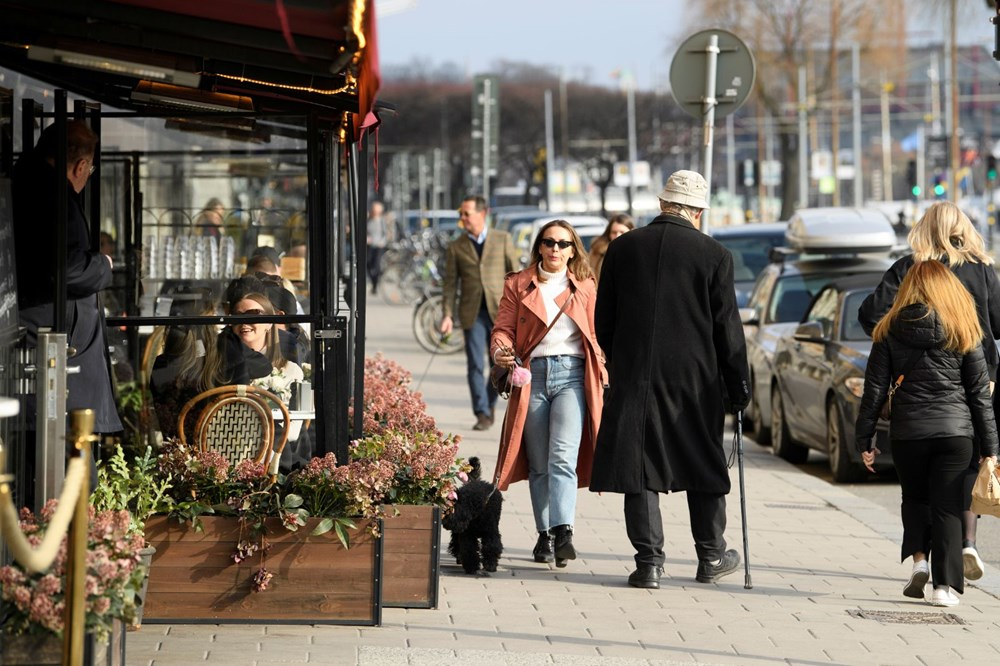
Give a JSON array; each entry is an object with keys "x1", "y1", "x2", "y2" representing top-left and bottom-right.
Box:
[
  {"x1": 988, "y1": 155, "x2": 998, "y2": 182},
  {"x1": 912, "y1": 185, "x2": 922, "y2": 197},
  {"x1": 934, "y1": 183, "x2": 946, "y2": 197}
]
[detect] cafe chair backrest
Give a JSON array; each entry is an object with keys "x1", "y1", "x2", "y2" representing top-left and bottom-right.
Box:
[{"x1": 177, "y1": 384, "x2": 290, "y2": 467}]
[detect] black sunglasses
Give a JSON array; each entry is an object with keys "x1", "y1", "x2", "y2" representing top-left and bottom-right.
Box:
[{"x1": 540, "y1": 238, "x2": 573, "y2": 249}]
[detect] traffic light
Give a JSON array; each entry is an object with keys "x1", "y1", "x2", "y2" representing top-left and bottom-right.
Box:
[
  {"x1": 906, "y1": 160, "x2": 918, "y2": 197},
  {"x1": 933, "y1": 174, "x2": 946, "y2": 198},
  {"x1": 988, "y1": 155, "x2": 998, "y2": 183},
  {"x1": 738, "y1": 159, "x2": 758, "y2": 188}
]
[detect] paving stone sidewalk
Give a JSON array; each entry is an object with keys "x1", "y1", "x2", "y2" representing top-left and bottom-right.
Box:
[{"x1": 127, "y1": 298, "x2": 1000, "y2": 665}]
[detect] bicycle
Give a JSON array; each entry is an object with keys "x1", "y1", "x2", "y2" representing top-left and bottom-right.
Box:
[{"x1": 412, "y1": 288, "x2": 464, "y2": 355}]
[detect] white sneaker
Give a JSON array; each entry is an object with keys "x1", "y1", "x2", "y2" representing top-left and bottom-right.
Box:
[
  {"x1": 927, "y1": 586, "x2": 960, "y2": 607},
  {"x1": 903, "y1": 560, "x2": 929, "y2": 599},
  {"x1": 963, "y1": 547, "x2": 984, "y2": 581}
]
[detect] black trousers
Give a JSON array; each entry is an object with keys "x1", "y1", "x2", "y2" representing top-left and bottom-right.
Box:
[
  {"x1": 624, "y1": 489, "x2": 727, "y2": 568},
  {"x1": 894, "y1": 435, "x2": 971, "y2": 593}
]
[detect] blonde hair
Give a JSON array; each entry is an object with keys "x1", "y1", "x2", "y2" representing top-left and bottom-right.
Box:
[
  {"x1": 530, "y1": 220, "x2": 594, "y2": 282},
  {"x1": 908, "y1": 201, "x2": 993, "y2": 266},
  {"x1": 872, "y1": 260, "x2": 983, "y2": 353}
]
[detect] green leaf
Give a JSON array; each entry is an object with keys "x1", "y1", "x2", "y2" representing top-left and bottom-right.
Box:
[
  {"x1": 334, "y1": 521, "x2": 351, "y2": 549},
  {"x1": 310, "y1": 517, "x2": 334, "y2": 536},
  {"x1": 283, "y1": 493, "x2": 304, "y2": 509}
]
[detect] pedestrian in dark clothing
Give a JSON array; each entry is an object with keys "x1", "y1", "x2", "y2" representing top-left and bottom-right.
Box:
[
  {"x1": 13, "y1": 120, "x2": 122, "y2": 434},
  {"x1": 591, "y1": 170, "x2": 751, "y2": 590},
  {"x1": 855, "y1": 260, "x2": 999, "y2": 607},
  {"x1": 858, "y1": 201, "x2": 1000, "y2": 580}
]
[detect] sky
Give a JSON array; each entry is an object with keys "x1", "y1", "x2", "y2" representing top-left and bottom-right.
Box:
[{"x1": 375, "y1": 1, "x2": 995, "y2": 92}]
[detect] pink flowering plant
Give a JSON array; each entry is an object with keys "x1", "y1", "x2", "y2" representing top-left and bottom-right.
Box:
[
  {"x1": 348, "y1": 354, "x2": 438, "y2": 436},
  {"x1": 0, "y1": 503, "x2": 145, "y2": 643},
  {"x1": 349, "y1": 431, "x2": 468, "y2": 508}
]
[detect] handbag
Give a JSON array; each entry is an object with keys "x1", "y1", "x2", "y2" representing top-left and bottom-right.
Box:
[
  {"x1": 970, "y1": 457, "x2": 1000, "y2": 518},
  {"x1": 490, "y1": 292, "x2": 574, "y2": 400},
  {"x1": 879, "y1": 348, "x2": 925, "y2": 421}
]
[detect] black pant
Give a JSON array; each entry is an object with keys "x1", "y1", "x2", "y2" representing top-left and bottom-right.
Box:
[
  {"x1": 366, "y1": 246, "x2": 385, "y2": 292},
  {"x1": 894, "y1": 435, "x2": 971, "y2": 593},
  {"x1": 624, "y1": 489, "x2": 727, "y2": 568}
]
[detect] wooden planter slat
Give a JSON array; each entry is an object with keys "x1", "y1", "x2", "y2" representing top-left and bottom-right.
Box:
[
  {"x1": 143, "y1": 516, "x2": 382, "y2": 625},
  {"x1": 381, "y1": 505, "x2": 440, "y2": 609}
]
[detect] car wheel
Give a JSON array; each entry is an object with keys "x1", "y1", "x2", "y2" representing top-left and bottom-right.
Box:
[
  {"x1": 771, "y1": 385, "x2": 808, "y2": 464},
  {"x1": 827, "y1": 400, "x2": 865, "y2": 483}
]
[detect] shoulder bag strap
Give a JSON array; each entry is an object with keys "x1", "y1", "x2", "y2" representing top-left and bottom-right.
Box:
[
  {"x1": 889, "y1": 347, "x2": 925, "y2": 393},
  {"x1": 518, "y1": 290, "x2": 574, "y2": 362}
]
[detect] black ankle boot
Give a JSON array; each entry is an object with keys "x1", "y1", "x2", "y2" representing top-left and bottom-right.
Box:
[
  {"x1": 552, "y1": 524, "x2": 576, "y2": 567},
  {"x1": 533, "y1": 530, "x2": 554, "y2": 563}
]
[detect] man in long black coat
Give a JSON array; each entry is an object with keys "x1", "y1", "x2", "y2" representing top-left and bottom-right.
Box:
[
  {"x1": 13, "y1": 121, "x2": 122, "y2": 442},
  {"x1": 591, "y1": 170, "x2": 750, "y2": 589}
]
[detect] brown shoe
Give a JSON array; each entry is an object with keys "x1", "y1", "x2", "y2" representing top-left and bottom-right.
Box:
[{"x1": 472, "y1": 413, "x2": 492, "y2": 431}]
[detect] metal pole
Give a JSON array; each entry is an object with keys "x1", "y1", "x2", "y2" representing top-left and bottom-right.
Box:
[
  {"x1": 63, "y1": 409, "x2": 95, "y2": 666},
  {"x1": 700, "y1": 33, "x2": 720, "y2": 235},
  {"x1": 916, "y1": 125, "x2": 926, "y2": 203},
  {"x1": 482, "y1": 77, "x2": 492, "y2": 205},
  {"x1": 726, "y1": 113, "x2": 736, "y2": 220},
  {"x1": 852, "y1": 43, "x2": 863, "y2": 207},
  {"x1": 798, "y1": 66, "x2": 809, "y2": 208},
  {"x1": 544, "y1": 90, "x2": 555, "y2": 211},
  {"x1": 880, "y1": 74, "x2": 894, "y2": 202},
  {"x1": 626, "y1": 78, "x2": 638, "y2": 217},
  {"x1": 949, "y1": 0, "x2": 960, "y2": 202}
]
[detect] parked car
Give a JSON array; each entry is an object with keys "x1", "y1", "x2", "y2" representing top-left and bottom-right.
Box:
[
  {"x1": 771, "y1": 274, "x2": 892, "y2": 481},
  {"x1": 711, "y1": 223, "x2": 789, "y2": 307},
  {"x1": 741, "y1": 208, "x2": 896, "y2": 445}
]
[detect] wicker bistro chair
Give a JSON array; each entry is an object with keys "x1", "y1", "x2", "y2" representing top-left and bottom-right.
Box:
[{"x1": 177, "y1": 385, "x2": 291, "y2": 476}]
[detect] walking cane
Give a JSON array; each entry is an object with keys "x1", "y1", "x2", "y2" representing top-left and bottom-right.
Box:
[{"x1": 735, "y1": 410, "x2": 753, "y2": 589}]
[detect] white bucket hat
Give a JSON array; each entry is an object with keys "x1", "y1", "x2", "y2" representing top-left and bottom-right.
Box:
[{"x1": 658, "y1": 170, "x2": 710, "y2": 209}]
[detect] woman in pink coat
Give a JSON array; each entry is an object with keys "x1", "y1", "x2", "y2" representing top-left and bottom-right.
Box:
[{"x1": 491, "y1": 220, "x2": 607, "y2": 567}]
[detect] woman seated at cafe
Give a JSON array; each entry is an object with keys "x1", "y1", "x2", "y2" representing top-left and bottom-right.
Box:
[
  {"x1": 150, "y1": 310, "x2": 228, "y2": 439},
  {"x1": 226, "y1": 291, "x2": 303, "y2": 405}
]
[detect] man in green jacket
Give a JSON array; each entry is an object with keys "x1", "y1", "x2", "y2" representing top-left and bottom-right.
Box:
[{"x1": 439, "y1": 195, "x2": 519, "y2": 430}]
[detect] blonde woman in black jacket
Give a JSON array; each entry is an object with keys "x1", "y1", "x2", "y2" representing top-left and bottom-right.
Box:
[
  {"x1": 858, "y1": 201, "x2": 1000, "y2": 581},
  {"x1": 856, "y1": 260, "x2": 999, "y2": 608}
]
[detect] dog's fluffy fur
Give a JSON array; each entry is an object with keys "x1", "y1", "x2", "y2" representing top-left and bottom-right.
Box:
[{"x1": 442, "y1": 457, "x2": 503, "y2": 574}]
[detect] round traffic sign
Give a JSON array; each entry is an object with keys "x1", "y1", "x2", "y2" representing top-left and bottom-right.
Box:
[{"x1": 669, "y1": 29, "x2": 756, "y2": 120}]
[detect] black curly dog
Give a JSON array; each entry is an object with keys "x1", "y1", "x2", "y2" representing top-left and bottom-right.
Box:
[{"x1": 442, "y1": 457, "x2": 503, "y2": 574}]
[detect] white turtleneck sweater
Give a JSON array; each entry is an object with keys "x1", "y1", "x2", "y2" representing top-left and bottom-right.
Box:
[{"x1": 531, "y1": 267, "x2": 584, "y2": 359}]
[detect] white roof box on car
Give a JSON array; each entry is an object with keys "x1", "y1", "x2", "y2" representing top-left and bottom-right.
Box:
[{"x1": 784, "y1": 207, "x2": 896, "y2": 254}]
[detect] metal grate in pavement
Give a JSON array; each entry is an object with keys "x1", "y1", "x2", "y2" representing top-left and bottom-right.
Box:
[
  {"x1": 847, "y1": 609, "x2": 968, "y2": 625},
  {"x1": 763, "y1": 502, "x2": 833, "y2": 510}
]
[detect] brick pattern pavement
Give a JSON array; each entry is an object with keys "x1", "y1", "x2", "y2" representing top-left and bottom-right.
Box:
[{"x1": 126, "y1": 298, "x2": 1000, "y2": 665}]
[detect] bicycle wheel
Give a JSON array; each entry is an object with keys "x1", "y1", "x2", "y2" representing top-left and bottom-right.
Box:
[
  {"x1": 412, "y1": 294, "x2": 464, "y2": 354},
  {"x1": 378, "y1": 264, "x2": 407, "y2": 306}
]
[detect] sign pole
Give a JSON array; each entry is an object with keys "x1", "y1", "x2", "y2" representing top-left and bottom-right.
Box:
[
  {"x1": 482, "y1": 77, "x2": 492, "y2": 205},
  {"x1": 700, "y1": 34, "x2": 720, "y2": 234}
]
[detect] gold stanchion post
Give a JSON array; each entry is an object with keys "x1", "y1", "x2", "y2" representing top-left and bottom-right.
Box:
[{"x1": 63, "y1": 409, "x2": 96, "y2": 666}]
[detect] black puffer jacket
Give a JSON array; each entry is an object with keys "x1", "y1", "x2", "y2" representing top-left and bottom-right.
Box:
[{"x1": 855, "y1": 303, "x2": 999, "y2": 454}]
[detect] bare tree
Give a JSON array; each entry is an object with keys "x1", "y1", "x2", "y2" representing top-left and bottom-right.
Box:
[{"x1": 690, "y1": 1, "x2": 902, "y2": 218}]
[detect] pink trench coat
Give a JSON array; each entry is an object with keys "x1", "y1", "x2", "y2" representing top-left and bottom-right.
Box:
[{"x1": 489, "y1": 266, "x2": 608, "y2": 491}]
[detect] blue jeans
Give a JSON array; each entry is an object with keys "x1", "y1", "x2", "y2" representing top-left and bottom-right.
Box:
[
  {"x1": 464, "y1": 305, "x2": 498, "y2": 417},
  {"x1": 523, "y1": 355, "x2": 586, "y2": 532}
]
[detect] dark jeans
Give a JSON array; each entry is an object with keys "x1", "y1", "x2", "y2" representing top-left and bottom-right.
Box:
[
  {"x1": 366, "y1": 246, "x2": 385, "y2": 292},
  {"x1": 624, "y1": 489, "x2": 727, "y2": 568},
  {"x1": 894, "y1": 435, "x2": 971, "y2": 593},
  {"x1": 464, "y1": 305, "x2": 498, "y2": 418}
]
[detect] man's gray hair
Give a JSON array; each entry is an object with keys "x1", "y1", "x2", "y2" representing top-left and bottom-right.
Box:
[{"x1": 659, "y1": 200, "x2": 700, "y2": 223}]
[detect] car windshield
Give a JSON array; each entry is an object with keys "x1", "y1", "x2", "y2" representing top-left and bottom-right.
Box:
[
  {"x1": 767, "y1": 274, "x2": 835, "y2": 324},
  {"x1": 716, "y1": 235, "x2": 785, "y2": 283},
  {"x1": 841, "y1": 290, "x2": 874, "y2": 341}
]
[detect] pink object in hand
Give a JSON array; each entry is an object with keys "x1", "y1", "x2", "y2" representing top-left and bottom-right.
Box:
[{"x1": 511, "y1": 366, "x2": 532, "y2": 387}]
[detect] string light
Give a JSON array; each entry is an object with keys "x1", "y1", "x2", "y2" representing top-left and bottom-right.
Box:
[{"x1": 214, "y1": 72, "x2": 353, "y2": 96}]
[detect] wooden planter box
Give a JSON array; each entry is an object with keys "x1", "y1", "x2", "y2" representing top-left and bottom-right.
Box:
[
  {"x1": 142, "y1": 516, "x2": 382, "y2": 625},
  {"x1": 381, "y1": 505, "x2": 441, "y2": 609}
]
